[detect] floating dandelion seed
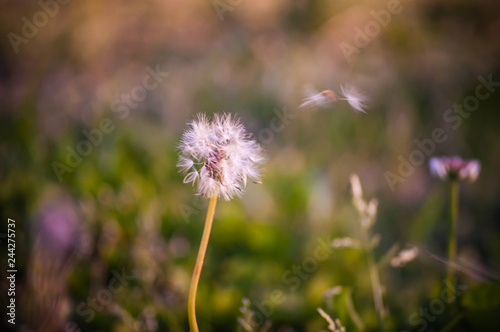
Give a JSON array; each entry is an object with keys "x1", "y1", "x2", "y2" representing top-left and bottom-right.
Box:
[
  {"x1": 299, "y1": 84, "x2": 368, "y2": 113},
  {"x1": 299, "y1": 87, "x2": 337, "y2": 109},
  {"x1": 178, "y1": 113, "x2": 265, "y2": 201},
  {"x1": 340, "y1": 84, "x2": 367, "y2": 113}
]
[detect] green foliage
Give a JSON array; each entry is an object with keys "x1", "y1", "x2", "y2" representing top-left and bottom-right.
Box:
[{"x1": 1, "y1": 0, "x2": 500, "y2": 331}]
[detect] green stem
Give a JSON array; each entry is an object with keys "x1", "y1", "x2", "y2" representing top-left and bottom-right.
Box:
[
  {"x1": 188, "y1": 195, "x2": 218, "y2": 332},
  {"x1": 368, "y1": 249, "x2": 385, "y2": 331},
  {"x1": 361, "y1": 228, "x2": 385, "y2": 331},
  {"x1": 446, "y1": 181, "x2": 460, "y2": 302}
]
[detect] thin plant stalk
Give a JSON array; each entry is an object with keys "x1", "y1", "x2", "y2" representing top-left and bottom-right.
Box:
[
  {"x1": 360, "y1": 227, "x2": 385, "y2": 331},
  {"x1": 446, "y1": 180, "x2": 460, "y2": 302},
  {"x1": 368, "y1": 251, "x2": 384, "y2": 331},
  {"x1": 188, "y1": 195, "x2": 218, "y2": 332}
]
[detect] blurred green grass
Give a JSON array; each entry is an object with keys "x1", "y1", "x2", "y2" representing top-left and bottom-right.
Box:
[{"x1": 1, "y1": 0, "x2": 500, "y2": 331}]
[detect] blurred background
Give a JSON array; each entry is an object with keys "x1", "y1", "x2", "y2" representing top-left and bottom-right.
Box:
[{"x1": 1, "y1": 0, "x2": 500, "y2": 331}]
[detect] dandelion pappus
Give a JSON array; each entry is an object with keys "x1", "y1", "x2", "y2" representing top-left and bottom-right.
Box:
[
  {"x1": 299, "y1": 84, "x2": 368, "y2": 113},
  {"x1": 177, "y1": 113, "x2": 264, "y2": 201},
  {"x1": 204, "y1": 160, "x2": 224, "y2": 184}
]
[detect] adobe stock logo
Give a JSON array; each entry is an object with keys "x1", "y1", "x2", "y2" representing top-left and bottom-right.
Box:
[
  {"x1": 212, "y1": 0, "x2": 243, "y2": 21},
  {"x1": 409, "y1": 280, "x2": 467, "y2": 332},
  {"x1": 339, "y1": 0, "x2": 409, "y2": 63},
  {"x1": 238, "y1": 236, "x2": 334, "y2": 331},
  {"x1": 51, "y1": 65, "x2": 168, "y2": 182},
  {"x1": 73, "y1": 268, "x2": 135, "y2": 325},
  {"x1": 7, "y1": 0, "x2": 72, "y2": 54}
]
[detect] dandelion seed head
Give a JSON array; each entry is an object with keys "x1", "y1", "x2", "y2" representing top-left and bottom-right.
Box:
[{"x1": 178, "y1": 113, "x2": 265, "y2": 201}]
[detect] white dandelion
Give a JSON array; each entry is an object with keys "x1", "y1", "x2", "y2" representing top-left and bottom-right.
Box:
[
  {"x1": 180, "y1": 113, "x2": 265, "y2": 332},
  {"x1": 177, "y1": 113, "x2": 265, "y2": 201}
]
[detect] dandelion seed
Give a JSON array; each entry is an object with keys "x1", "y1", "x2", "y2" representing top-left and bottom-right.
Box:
[
  {"x1": 183, "y1": 171, "x2": 199, "y2": 185},
  {"x1": 299, "y1": 86, "x2": 337, "y2": 109},
  {"x1": 340, "y1": 84, "x2": 367, "y2": 113},
  {"x1": 299, "y1": 84, "x2": 368, "y2": 113},
  {"x1": 178, "y1": 113, "x2": 265, "y2": 201}
]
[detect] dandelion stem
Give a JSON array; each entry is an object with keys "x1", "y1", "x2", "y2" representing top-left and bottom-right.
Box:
[
  {"x1": 188, "y1": 194, "x2": 218, "y2": 332},
  {"x1": 447, "y1": 180, "x2": 460, "y2": 302}
]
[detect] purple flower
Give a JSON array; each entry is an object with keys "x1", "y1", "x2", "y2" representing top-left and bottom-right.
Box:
[
  {"x1": 35, "y1": 200, "x2": 83, "y2": 256},
  {"x1": 429, "y1": 156, "x2": 481, "y2": 182}
]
